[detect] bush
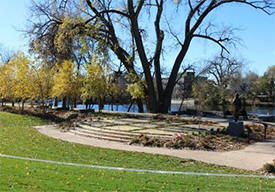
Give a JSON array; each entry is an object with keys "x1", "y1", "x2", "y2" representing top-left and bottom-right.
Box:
[
  {"x1": 198, "y1": 137, "x2": 215, "y2": 150},
  {"x1": 263, "y1": 163, "x2": 275, "y2": 173}
]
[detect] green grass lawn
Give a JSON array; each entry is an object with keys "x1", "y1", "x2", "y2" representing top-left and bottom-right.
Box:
[
  {"x1": 2, "y1": 158, "x2": 274, "y2": 192},
  {"x1": 0, "y1": 112, "x2": 274, "y2": 191}
]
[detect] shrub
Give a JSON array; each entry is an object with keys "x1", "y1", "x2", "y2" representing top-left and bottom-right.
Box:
[
  {"x1": 183, "y1": 136, "x2": 196, "y2": 149},
  {"x1": 199, "y1": 140, "x2": 214, "y2": 150},
  {"x1": 263, "y1": 163, "x2": 275, "y2": 173}
]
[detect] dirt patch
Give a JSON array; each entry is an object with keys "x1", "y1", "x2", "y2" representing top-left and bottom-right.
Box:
[{"x1": 129, "y1": 132, "x2": 249, "y2": 152}]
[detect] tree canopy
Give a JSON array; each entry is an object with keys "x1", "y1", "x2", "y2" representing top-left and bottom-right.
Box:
[{"x1": 26, "y1": 0, "x2": 275, "y2": 113}]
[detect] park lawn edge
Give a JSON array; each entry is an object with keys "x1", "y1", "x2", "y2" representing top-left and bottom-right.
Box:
[{"x1": 0, "y1": 111, "x2": 264, "y2": 175}]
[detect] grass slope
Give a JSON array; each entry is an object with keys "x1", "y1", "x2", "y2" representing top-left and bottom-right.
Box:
[
  {"x1": 1, "y1": 158, "x2": 274, "y2": 192},
  {"x1": 0, "y1": 112, "x2": 274, "y2": 191}
]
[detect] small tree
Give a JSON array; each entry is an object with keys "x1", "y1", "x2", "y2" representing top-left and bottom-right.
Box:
[
  {"x1": 193, "y1": 80, "x2": 220, "y2": 110},
  {"x1": 11, "y1": 53, "x2": 33, "y2": 110},
  {"x1": 259, "y1": 66, "x2": 275, "y2": 102},
  {"x1": 0, "y1": 62, "x2": 16, "y2": 106},
  {"x1": 126, "y1": 72, "x2": 145, "y2": 101},
  {"x1": 81, "y1": 56, "x2": 114, "y2": 112},
  {"x1": 233, "y1": 71, "x2": 261, "y2": 106},
  {"x1": 206, "y1": 55, "x2": 242, "y2": 115},
  {"x1": 52, "y1": 60, "x2": 81, "y2": 109},
  {"x1": 31, "y1": 62, "x2": 54, "y2": 109}
]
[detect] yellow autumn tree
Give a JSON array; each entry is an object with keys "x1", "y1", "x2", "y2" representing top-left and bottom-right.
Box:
[
  {"x1": 126, "y1": 73, "x2": 145, "y2": 100},
  {"x1": 0, "y1": 62, "x2": 16, "y2": 105},
  {"x1": 31, "y1": 62, "x2": 54, "y2": 108},
  {"x1": 81, "y1": 56, "x2": 115, "y2": 111},
  {"x1": 9, "y1": 53, "x2": 33, "y2": 110},
  {"x1": 52, "y1": 60, "x2": 82, "y2": 108},
  {"x1": 0, "y1": 53, "x2": 54, "y2": 110}
]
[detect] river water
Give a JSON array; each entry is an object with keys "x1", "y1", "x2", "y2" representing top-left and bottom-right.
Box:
[{"x1": 57, "y1": 102, "x2": 274, "y2": 116}]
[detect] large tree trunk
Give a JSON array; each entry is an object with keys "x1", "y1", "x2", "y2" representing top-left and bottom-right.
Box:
[
  {"x1": 160, "y1": 93, "x2": 172, "y2": 113},
  {"x1": 145, "y1": 38, "x2": 192, "y2": 114},
  {"x1": 144, "y1": 91, "x2": 171, "y2": 114}
]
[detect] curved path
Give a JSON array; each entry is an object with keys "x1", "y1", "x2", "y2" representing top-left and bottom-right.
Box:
[{"x1": 35, "y1": 125, "x2": 275, "y2": 171}]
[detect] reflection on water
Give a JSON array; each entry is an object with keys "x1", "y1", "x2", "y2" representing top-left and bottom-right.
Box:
[
  {"x1": 57, "y1": 102, "x2": 181, "y2": 113},
  {"x1": 250, "y1": 108, "x2": 275, "y2": 116}
]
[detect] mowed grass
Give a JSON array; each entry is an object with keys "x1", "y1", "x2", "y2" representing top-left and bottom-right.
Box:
[
  {"x1": 0, "y1": 112, "x2": 274, "y2": 191},
  {"x1": 1, "y1": 158, "x2": 275, "y2": 192}
]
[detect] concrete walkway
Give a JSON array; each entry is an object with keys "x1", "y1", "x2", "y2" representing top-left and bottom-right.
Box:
[{"x1": 35, "y1": 125, "x2": 275, "y2": 171}]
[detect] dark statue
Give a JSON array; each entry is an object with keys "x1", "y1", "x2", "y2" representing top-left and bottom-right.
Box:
[
  {"x1": 240, "y1": 97, "x2": 248, "y2": 120},
  {"x1": 233, "y1": 93, "x2": 241, "y2": 122},
  {"x1": 232, "y1": 93, "x2": 248, "y2": 121}
]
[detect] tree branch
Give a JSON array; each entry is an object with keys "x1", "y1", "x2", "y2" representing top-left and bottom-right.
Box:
[{"x1": 193, "y1": 34, "x2": 230, "y2": 53}]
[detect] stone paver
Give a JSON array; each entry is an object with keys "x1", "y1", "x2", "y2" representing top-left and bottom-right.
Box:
[
  {"x1": 100, "y1": 119, "x2": 130, "y2": 125},
  {"x1": 134, "y1": 129, "x2": 174, "y2": 135},
  {"x1": 161, "y1": 126, "x2": 199, "y2": 133},
  {"x1": 131, "y1": 124, "x2": 159, "y2": 128},
  {"x1": 119, "y1": 118, "x2": 152, "y2": 123},
  {"x1": 104, "y1": 125, "x2": 139, "y2": 131},
  {"x1": 35, "y1": 125, "x2": 275, "y2": 171},
  {"x1": 153, "y1": 121, "x2": 178, "y2": 126},
  {"x1": 82, "y1": 121, "x2": 112, "y2": 127},
  {"x1": 183, "y1": 124, "x2": 221, "y2": 131}
]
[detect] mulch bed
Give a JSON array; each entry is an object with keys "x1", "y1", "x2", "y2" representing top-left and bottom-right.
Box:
[
  {"x1": 129, "y1": 132, "x2": 250, "y2": 152},
  {"x1": 141, "y1": 114, "x2": 275, "y2": 151},
  {"x1": 0, "y1": 106, "x2": 78, "y2": 123},
  {"x1": 129, "y1": 122, "x2": 275, "y2": 152},
  {"x1": 246, "y1": 124, "x2": 275, "y2": 140}
]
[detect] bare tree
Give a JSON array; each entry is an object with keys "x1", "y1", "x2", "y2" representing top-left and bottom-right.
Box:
[
  {"x1": 206, "y1": 55, "x2": 242, "y2": 115},
  {"x1": 27, "y1": 0, "x2": 275, "y2": 113},
  {"x1": 238, "y1": 71, "x2": 261, "y2": 106}
]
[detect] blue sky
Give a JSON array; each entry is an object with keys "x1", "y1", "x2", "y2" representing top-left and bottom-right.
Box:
[
  {"x1": 181, "y1": 4, "x2": 275, "y2": 76},
  {"x1": 0, "y1": 1, "x2": 29, "y2": 51},
  {"x1": 0, "y1": 1, "x2": 274, "y2": 76}
]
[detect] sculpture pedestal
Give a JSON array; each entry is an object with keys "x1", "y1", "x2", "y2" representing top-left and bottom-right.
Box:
[{"x1": 226, "y1": 121, "x2": 244, "y2": 137}]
